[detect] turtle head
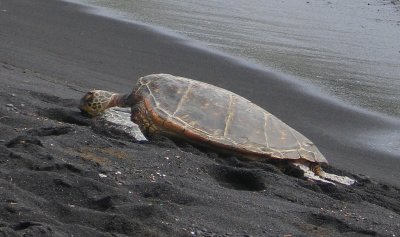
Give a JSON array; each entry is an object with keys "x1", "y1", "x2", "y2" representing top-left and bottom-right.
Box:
[{"x1": 79, "y1": 90, "x2": 118, "y2": 117}]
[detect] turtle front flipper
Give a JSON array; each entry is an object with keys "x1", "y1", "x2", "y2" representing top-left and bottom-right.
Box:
[
  {"x1": 292, "y1": 162, "x2": 355, "y2": 185},
  {"x1": 131, "y1": 100, "x2": 163, "y2": 138}
]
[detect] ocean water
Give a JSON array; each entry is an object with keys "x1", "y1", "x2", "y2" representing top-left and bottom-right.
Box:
[{"x1": 69, "y1": 0, "x2": 400, "y2": 118}]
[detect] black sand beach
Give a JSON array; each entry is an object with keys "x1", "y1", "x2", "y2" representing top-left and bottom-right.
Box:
[{"x1": 1, "y1": 0, "x2": 400, "y2": 236}]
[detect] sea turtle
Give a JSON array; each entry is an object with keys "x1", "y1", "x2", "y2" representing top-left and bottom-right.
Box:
[{"x1": 79, "y1": 74, "x2": 354, "y2": 185}]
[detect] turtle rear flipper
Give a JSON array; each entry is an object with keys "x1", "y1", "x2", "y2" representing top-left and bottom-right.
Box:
[
  {"x1": 292, "y1": 162, "x2": 355, "y2": 185},
  {"x1": 319, "y1": 171, "x2": 355, "y2": 185}
]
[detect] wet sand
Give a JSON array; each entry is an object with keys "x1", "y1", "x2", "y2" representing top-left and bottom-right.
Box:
[{"x1": 0, "y1": 0, "x2": 400, "y2": 236}]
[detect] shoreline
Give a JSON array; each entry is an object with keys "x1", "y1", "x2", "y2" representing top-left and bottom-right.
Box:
[{"x1": 0, "y1": 0, "x2": 400, "y2": 236}]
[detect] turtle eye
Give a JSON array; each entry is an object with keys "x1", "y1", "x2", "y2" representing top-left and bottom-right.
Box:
[{"x1": 84, "y1": 92, "x2": 95, "y2": 100}]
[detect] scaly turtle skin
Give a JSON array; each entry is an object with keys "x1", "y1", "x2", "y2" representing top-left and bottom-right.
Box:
[{"x1": 79, "y1": 74, "x2": 354, "y2": 185}]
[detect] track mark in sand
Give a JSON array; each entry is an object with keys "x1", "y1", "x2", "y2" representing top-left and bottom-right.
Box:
[
  {"x1": 208, "y1": 165, "x2": 266, "y2": 191},
  {"x1": 12, "y1": 221, "x2": 42, "y2": 231},
  {"x1": 6, "y1": 135, "x2": 43, "y2": 148},
  {"x1": 305, "y1": 213, "x2": 378, "y2": 236},
  {"x1": 27, "y1": 126, "x2": 73, "y2": 137},
  {"x1": 29, "y1": 91, "x2": 78, "y2": 108},
  {"x1": 38, "y1": 108, "x2": 90, "y2": 126},
  {"x1": 134, "y1": 182, "x2": 198, "y2": 205},
  {"x1": 33, "y1": 162, "x2": 83, "y2": 174}
]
